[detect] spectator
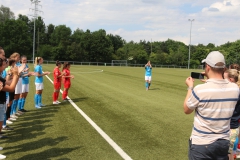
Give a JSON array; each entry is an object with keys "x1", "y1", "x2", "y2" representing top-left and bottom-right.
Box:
[{"x1": 184, "y1": 51, "x2": 240, "y2": 159}]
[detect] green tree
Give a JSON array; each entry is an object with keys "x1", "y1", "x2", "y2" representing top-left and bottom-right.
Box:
[
  {"x1": 0, "y1": 19, "x2": 31, "y2": 57},
  {"x1": 107, "y1": 34, "x2": 124, "y2": 55},
  {"x1": 50, "y1": 25, "x2": 72, "y2": 46},
  {"x1": 0, "y1": 5, "x2": 15, "y2": 23},
  {"x1": 91, "y1": 29, "x2": 113, "y2": 62}
]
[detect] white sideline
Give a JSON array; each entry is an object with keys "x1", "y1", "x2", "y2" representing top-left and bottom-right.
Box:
[{"x1": 45, "y1": 75, "x2": 132, "y2": 160}]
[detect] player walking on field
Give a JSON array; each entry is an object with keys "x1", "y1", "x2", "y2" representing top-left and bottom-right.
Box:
[
  {"x1": 52, "y1": 60, "x2": 65, "y2": 104},
  {"x1": 145, "y1": 61, "x2": 152, "y2": 90},
  {"x1": 34, "y1": 57, "x2": 50, "y2": 109},
  {"x1": 62, "y1": 62, "x2": 74, "y2": 101}
]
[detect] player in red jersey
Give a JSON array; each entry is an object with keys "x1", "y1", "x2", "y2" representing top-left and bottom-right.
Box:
[
  {"x1": 62, "y1": 62, "x2": 74, "y2": 101},
  {"x1": 52, "y1": 60, "x2": 65, "y2": 104}
]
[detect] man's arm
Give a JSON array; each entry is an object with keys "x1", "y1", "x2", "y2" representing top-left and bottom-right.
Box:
[
  {"x1": 183, "y1": 77, "x2": 195, "y2": 114},
  {"x1": 184, "y1": 89, "x2": 194, "y2": 114}
]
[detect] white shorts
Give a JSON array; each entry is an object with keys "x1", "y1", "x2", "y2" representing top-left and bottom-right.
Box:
[
  {"x1": 145, "y1": 76, "x2": 152, "y2": 81},
  {"x1": 22, "y1": 84, "x2": 29, "y2": 93},
  {"x1": 35, "y1": 83, "x2": 44, "y2": 90},
  {"x1": 15, "y1": 78, "x2": 22, "y2": 94}
]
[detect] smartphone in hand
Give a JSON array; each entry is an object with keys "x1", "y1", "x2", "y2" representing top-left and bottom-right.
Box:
[{"x1": 191, "y1": 72, "x2": 204, "y2": 79}]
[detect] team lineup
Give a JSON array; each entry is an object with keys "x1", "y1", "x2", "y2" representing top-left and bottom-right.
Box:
[{"x1": 0, "y1": 47, "x2": 75, "y2": 159}]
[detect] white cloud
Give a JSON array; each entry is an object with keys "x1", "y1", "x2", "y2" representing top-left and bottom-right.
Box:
[{"x1": 1, "y1": 0, "x2": 240, "y2": 46}]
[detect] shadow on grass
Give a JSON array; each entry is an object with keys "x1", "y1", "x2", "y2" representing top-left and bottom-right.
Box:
[
  {"x1": 18, "y1": 147, "x2": 81, "y2": 160},
  {"x1": 149, "y1": 88, "x2": 160, "y2": 90},
  {"x1": 2, "y1": 105, "x2": 57, "y2": 143},
  {"x1": 1, "y1": 99, "x2": 83, "y2": 159},
  {"x1": 69, "y1": 97, "x2": 88, "y2": 103},
  {"x1": 4, "y1": 137, "x2": 70, "y2": 154},
  {"x1": 2, "y1": 122, "x2": 53, "y2": 143}
]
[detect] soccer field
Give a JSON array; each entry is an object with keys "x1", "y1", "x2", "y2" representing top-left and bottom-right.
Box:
[{"x1": 1, "y1": 65, "x2": 204, "y2": 160}]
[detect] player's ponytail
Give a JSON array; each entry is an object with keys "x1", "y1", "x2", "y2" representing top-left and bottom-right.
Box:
[
  {"x1": 34, "y1": 57, "x2": 41, "y2": 67},
  {"x1": 56, "y1": 60, "x2": 61, "y2": 66}
]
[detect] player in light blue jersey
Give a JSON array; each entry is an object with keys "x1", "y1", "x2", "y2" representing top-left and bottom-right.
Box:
[
  {"x1": 145, "y1": 61, "x2": 152, "y2": 90},
  {"x1": 9, "y1": 52, "x2": 25, "y2": 117},
  {"x1": 19, "y1": 55, "x2": 34, "y2": 112},
  {"x1": 34, "y1": 57, "x2": 50, "y2": 108}
]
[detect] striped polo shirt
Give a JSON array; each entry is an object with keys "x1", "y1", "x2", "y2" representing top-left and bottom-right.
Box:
[{"x1": 187, "y1": 79, "x2": 239, "y2": 145}]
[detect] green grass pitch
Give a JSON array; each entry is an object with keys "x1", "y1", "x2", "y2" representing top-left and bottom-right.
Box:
[{"x1": 1, "y1": 64, "x2": 204, "y2": 159}]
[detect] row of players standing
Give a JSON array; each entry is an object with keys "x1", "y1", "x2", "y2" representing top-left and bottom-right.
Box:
[
  {"x1": 0, "y1": 49, "x2": 25, "y2": 159},
  {"x1": 52, "y1": 60, "x2": 74, "y2": 105},
  {"x1": 0, "y1": 47, "x2": 74, "y2": 159},
  {"x1": 34, "y1": 57, "x2": 74, "y2": 108}
]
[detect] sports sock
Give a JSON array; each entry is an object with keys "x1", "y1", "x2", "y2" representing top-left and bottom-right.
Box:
[
  {"x1": 63, "y1": 91, "x2": 66, "y2": 100},
  {"x1": 11, "y1": 99, "x2": 17, "y2": 114},
  {"x1": 10, "y1": 100, "x2": 15, "y2": 115},
  {"x1": 38, "y1": 94, "x2": 41, "y2": 105},
  {"x1": 56, "y1": 92, "x2": 59, "y2": 100},
  {"x1": 18, "y1": 98, "x2": 22, "y2": 110},
  {"x1": 34, "y1": 94, "x2": 38, "y2": 106},
  {"x1": 145, "y1": 82, "x2": 148, "y2": 88},
  {"x1": 66, "y1": 91, "x2": 68, "y2": 98},
  {"x1": 14, "y1": 99, "x2": 18, "y2": 113},
  {"x1": 53, "y1": 92, "x2": 56, "y2": 101},
  {"x1": 22, "y1": 98, "x2": 26, "y2": 110}
]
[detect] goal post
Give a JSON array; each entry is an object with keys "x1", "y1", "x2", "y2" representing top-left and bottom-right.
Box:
[{"x1": 111, "y1": 60, "x2": 128, "y2": 66}]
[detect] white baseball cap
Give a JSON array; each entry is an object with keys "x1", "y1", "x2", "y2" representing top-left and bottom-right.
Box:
[{"x1": 201, "y1": 51, "x2": 225, "y2": 68}]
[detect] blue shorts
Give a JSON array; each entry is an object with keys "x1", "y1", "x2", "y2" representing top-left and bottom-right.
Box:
[
  {"x1": 189, "y1": 139, "x2": 229, "y2": 160},
  {"x1": 0, "y1": 104, "x2": 6, "y2": 121}
]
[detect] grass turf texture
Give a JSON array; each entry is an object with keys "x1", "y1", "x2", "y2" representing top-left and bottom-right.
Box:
[{"x1": 1, "y1": 65, "x2": 204, "y2": 159}]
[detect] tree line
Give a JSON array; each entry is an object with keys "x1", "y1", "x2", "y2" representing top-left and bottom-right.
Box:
[{"x1": 0, "y1": 5, "x2": 240, "y2": 67}]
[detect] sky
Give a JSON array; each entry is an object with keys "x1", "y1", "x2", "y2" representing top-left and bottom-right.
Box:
[{"x1": 1, "y1": 0, "x2": 240, "y2": 46}]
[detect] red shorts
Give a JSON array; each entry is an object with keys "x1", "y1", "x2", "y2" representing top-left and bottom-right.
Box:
[
  {"x1": 64, "y1": 82, "x2": 71, "y2": 89},
  {"x1": 54, "y1": 82, "x2": 61, "y2": 90}
]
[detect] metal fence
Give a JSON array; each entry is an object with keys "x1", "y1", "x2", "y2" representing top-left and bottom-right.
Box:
[{"x1": 27, "y1": 60, "x2": 187, "y2": 69}]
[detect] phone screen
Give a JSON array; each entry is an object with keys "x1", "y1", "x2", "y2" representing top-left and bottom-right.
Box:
[{"x1": 191, "y1": 72, "x2": 204, "y2": 79}]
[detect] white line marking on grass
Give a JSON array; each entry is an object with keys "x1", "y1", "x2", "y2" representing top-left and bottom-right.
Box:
[{"x1": 45, "y1": 75, "x2": 132, "y2": 160}]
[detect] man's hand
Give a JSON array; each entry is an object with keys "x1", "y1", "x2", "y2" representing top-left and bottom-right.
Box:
[
  {"x1": 185, "y1": 77, "x2": 194, "y2": 88},
  {"x1": 200, "y1": 71, "x2": 207, "y2": 83}
]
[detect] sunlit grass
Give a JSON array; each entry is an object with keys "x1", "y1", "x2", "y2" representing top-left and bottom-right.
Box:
[{"x1": 1, "y1": 64, "x2": 204, "y2": 159}]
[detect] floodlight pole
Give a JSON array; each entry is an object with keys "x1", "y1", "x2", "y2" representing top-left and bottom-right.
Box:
[
  {"x1": 188, "y1": 19, "x2": 194, "y2": 69},
  {"x1": 30, "y1": 0, "x2": 42, "y2": 64}
]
